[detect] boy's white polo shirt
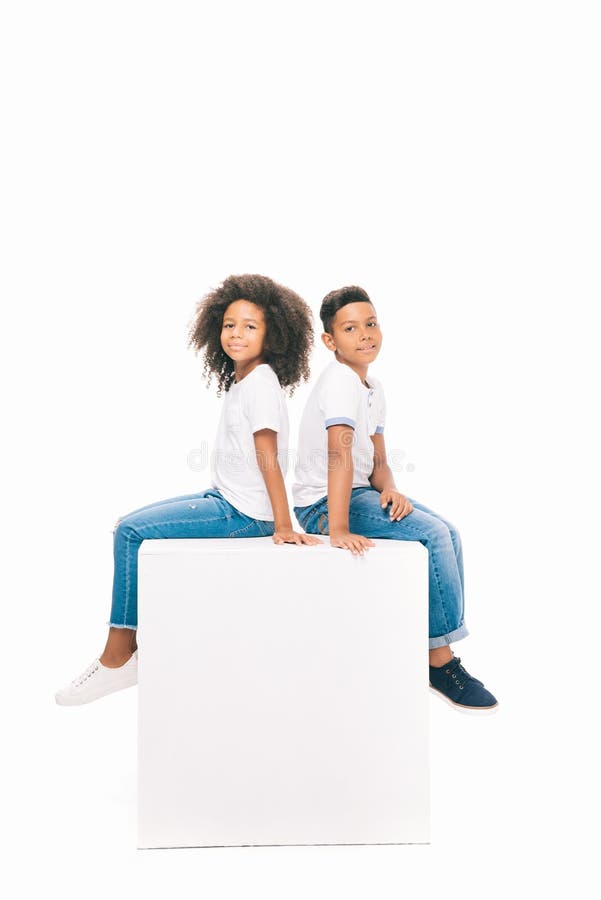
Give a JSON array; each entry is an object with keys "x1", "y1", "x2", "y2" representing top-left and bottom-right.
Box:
[
  {"x1": 292, "y1": 360, "x2": 386, "y2": 508},
  {"x1": 211, "y1": 363, "x2": 289, "y2": 521}
]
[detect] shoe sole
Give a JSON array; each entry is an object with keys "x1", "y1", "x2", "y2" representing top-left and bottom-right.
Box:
[
  {"x1": 429, "y1": 685, "x2": 499, "y2": 715},
  {"x1": 55, "y1": 676, "x2": 137, "y2": 706}
]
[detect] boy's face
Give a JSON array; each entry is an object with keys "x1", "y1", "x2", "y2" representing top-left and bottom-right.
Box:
[
  {"x1": 322, "y1": 301, "x2": 382, "y2": 366},
  {"x1": 221, "y1": 299, "x2": 267, "y2": 365}
]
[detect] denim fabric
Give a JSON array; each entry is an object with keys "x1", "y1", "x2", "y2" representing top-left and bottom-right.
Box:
[
  {"x1": 110, "y1": 488, "x2": 274, "y2": 629},
  {"x1": 294, "y1": 486, "x2": 468, "y2": 649}
]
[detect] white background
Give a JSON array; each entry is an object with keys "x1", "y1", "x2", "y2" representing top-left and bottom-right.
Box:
[{"x1": 1, "y1": 1, "x2": 599, "y2": 897}]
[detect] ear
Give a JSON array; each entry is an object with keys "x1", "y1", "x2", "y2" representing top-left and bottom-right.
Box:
[{"x1": 321, "y1": 331, "x2": 336, "y2": 352}]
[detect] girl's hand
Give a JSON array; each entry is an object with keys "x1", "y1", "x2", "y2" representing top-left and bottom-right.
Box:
[
  {"x1": 380, "y1": 490, "x2": 413, "y2": 521},
  {"x1": 272, "y1": 529, "x2": 322, "y2": 546},
  {"x1": 329, "y1": 530, "x2": 375, "y2": 556}
]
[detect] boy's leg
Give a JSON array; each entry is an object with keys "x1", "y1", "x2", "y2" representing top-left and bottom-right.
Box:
[
  {"x1": 303, "y1": 487, "x2": 468, "y2": 649},
  {"x1": 347, "y1": 488, "x2": 467, "y2": 648},
  {"x1": 300, "y1": 489, "x2": 498, "y2": 711},
  {"x1": 405, "y1": 496, "x2": 464, "y2": 600}
]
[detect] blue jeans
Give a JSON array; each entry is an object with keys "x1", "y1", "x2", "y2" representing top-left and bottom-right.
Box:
[
  {"x1": 109, "y1": 488, "x2": 274, "y2": 629},
  {"x1": 294, "y1": 486, "x2": 469, "y2": 649}
]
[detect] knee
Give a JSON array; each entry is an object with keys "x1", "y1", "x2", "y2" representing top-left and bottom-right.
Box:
[
  {"x1": 425, "y1": 518, "x2": 454, "y2": 546},
  {"x1": 113, "y1": 509, "x2": 141, "y2": 536},
  {"x1": 445, "y1": 521, "x2": 462, "y2": 550},
  {"x1": 113, "y1": 515, "x2": 130, "y2": 536},
  {"x1": 113, "y1": 519, "x2": 140, "y2": 541}
]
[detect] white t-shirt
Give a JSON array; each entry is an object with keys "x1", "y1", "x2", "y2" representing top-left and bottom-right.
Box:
[
  {"x1": 211, "y1": 364, "x2": 289, "y2": 521},
  {"x1": 292, "y1": 360, "x2": 386, "y2": 508}
]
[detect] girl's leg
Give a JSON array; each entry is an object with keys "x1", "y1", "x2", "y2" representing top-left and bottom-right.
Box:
[
  {"x1": 102, "y1": 491, "x2": 219, "y2": 664},
  {"x1": 109, "y1": 488, "x2": 272, "y2": 633},
  {"x1": 112, "y1": 491, "x2": 209, "y2": 530},
  {"x1": 56, "y1": 489, "x2": 273, "y2": 705},
  {"x1": 100, "y1": 626, "x2": 138, "y2": 666}
]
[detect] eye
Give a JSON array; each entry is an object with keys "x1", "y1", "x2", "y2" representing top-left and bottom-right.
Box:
[
  {"x1": 367, "y1": 320, "x2": 378, "y2": 327},
  {"x1": 246, "y1": 324, "x2": 256, "y2": 330},
  {"x1": 223, "y1": 322, "x2": 233, "y2": 329},
  {"x1": 344, "y1": 326, "x2": 354, "y2": 332}
]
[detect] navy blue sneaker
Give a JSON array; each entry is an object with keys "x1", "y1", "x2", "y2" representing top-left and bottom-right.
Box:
[{"x1": 429, "y1": 656, "x2": 498, "y2": 713}]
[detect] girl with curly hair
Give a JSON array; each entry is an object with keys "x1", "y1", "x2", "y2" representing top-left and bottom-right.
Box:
[{"x1": 55, "y1": 274, "x2": 320, "y2": 706}]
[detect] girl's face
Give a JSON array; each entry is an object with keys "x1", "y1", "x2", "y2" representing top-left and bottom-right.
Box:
[{"x1": 221, "y1": 299, "x2": 267, "y2": 370}]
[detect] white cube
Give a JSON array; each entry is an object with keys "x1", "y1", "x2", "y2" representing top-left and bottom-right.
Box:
[{"x1": 137, "y1": 537, "x2": 430, "y2": 848}]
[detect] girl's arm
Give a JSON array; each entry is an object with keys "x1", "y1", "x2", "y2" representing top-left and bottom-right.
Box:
[
  {"x1": 327, "y1": 424, "x2": 374, "y2": 555},
  {"x1": 369, "y1": 433, "x2": 413, "y2": 520},
  {"x1": 253, "y1": 428, "x2": 321, "y2": 546}
]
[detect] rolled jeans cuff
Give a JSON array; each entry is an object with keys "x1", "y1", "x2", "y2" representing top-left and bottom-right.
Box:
[{"x1": 429, "y1": 623, "x2": 469, "y2": 649}]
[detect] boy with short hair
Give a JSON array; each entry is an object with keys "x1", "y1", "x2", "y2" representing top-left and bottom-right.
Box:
[{"x1": 292, "y1": 285, "x2": 498, "y2": 712}]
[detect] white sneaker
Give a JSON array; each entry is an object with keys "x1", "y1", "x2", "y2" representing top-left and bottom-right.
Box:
[{"x1": 55, "y1": 650, "x2": 138, "y2": 706}]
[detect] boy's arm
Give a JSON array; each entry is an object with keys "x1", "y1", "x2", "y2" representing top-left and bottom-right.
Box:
[
  {"x1": 253, "y1": 429, "x2": 321, "y2": 545},
  {"x1": 327, "y1": 424, "x2": 374, "y2": 555},
  {"x1": 369, "y1": 433, "x2": 413, "y2": 521}
]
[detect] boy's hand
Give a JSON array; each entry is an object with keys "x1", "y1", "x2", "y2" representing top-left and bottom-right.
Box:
[
  {"x1": 273, "y1": 529, "x2": 322, "y2": 546},
  {"x1": 329, "y1": 530, "x2": 375, "y2": 556},
  {"x1": 380, "y1": 490, "x2": 413, "y2": 521}
]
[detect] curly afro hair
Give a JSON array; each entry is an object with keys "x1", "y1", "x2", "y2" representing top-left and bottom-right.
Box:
[{"x1": 187, "y1": 274, "x2": 314, "y2": 396}]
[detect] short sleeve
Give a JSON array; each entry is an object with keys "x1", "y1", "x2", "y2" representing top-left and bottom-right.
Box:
[
  {"x1": 319, "y1": 365, "x2": 360, "y2": 429},
  {"x1": 374, "y1": 383, "x2": 386, "y2": 434},
  {"x1": 243, "y1": 367, "x2": 283, "y2": 434}
]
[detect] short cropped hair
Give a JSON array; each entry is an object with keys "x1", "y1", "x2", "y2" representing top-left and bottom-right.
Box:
[{"x1": 320, "y1": 285, "x2": 373, "y2": 334}]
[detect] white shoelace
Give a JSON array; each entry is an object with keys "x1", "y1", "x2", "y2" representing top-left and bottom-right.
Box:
[{"x1": 73, "y1": 660, "x2": 100, "y2": 687}]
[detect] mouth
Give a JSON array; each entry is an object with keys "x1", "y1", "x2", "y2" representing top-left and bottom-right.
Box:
[
  {"x1": 228, "y1": 344, "x2": 246, "y2": 350},
  {"x1": 356, "y1": 344, "x2": 377, "y2": 352}
]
